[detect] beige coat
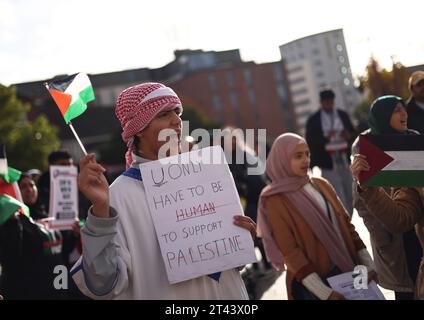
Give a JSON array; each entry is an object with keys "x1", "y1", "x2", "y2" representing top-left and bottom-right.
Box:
[
  {"x1": 359, "y1": 186, "x2": 424, "y2": 299},
  {"x1": 265, "y1": 177, "x2": 365, "y2": 299},
  {"x1": 352, "y1": 138, "x2": 417, "y2": 292}
]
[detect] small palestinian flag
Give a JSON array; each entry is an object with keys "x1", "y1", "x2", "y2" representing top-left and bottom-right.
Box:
[
  {"x1": 46, "y1": 73, "x2": 95, "y2": 123},
  {"x1": 0, "y1": 144, "x2": 7, "y2": 176},
  {"x1": 359, "y1": 134, "x2": 424, "y2": 187},
  {"x1": 0, "y1": 166, "x2": 23, "y2": 202},
  {"x1": 0, "y1": 166, "x2": 29, "y2": 225},
  {"x1": 0, "y1": 194, "x2": 29, "y2": 226}
]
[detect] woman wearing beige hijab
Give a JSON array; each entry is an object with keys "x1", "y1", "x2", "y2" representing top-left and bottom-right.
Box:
[{"x1": 257, "y1": 133, "x2": 376, "y2": 300}]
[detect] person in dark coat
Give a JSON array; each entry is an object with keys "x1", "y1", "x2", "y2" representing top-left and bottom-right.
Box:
[
  {"x1": 305, "y1": 89, "x2": 356, "y2": 216},
  {"x1": 406, "y1": 71, "x2": 424, "y2": 134},
  {"x1": 1, "y1": 174, "x2": 65, "y2": 300}
]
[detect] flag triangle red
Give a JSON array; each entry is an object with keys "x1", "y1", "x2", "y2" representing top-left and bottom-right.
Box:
[
  {"x1": 0, "y1": 178, "x2": 18, "y2": 199},
  {"x1": 49, "y1": 89, "x2": 72, "y2": 117},
  {"x1": 359, "y1": 136, "x2": 394, "y2": 184}
]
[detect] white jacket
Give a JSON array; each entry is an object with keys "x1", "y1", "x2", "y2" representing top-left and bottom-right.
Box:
[{"x1": 71, "y1": 155, "x2": 249, "y2": 300}]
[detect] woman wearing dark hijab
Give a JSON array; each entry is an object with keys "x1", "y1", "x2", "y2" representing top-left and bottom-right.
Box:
[{"x1": 351, "y1": 95, "x2": 424, "y2": 299}]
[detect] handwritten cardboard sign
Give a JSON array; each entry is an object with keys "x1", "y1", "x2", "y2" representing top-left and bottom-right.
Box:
[{"x1": 140, "y1": 146, "x2": 257, "y2": 284}]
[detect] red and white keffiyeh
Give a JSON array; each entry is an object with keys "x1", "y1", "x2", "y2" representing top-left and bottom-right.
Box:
[{"x1": 115, "y1": 83, "x2": 182, "y2": 168}]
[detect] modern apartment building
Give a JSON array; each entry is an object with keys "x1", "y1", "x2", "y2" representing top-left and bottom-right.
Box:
[{"x1": 280, "y1": 29, "x2": 360, "y2": 132}]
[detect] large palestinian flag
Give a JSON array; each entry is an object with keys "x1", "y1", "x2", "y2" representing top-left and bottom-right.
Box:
[
  {"x1": 359, "y1": 134, "x2": 424, "y2": 187},
  {"x1": 46, "y1": 73, "x2": 95, "y2": 123}
]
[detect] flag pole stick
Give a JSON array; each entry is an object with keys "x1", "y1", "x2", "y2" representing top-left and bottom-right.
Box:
[
  {"x1": 44, "y1": 83, "x2": 88, "y2": 156},
  {"x1": 68, "y1": 122, "x2": 88, "y2": 156}
]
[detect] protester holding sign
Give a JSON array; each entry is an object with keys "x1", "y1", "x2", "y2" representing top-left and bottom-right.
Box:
[
  {"x1": 257, "y1": 133, "x2": 376, "y2": 300},
  {"x1": 351, "y1": 95, "x2": 424, "y2": 299},
  {"x1": 38, "y1": 150, "x2": 74, "y2": 212},
  {"x1": 72, "y1": 82, "x2": 256, "y2": 299}
]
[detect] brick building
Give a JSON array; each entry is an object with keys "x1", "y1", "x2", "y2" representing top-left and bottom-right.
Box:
[{"x1": 12, "y1": 49, "x2": 296, "y2": 166}]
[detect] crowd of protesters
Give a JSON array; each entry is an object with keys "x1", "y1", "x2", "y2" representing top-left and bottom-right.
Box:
[{"x1": 1, "y1": 71, "x2": 424, "y2": 300}]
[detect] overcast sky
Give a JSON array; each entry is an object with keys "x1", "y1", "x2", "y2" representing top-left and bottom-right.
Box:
[{"x1": 1, "y1": 0, "x2": 423, "y2": 85}]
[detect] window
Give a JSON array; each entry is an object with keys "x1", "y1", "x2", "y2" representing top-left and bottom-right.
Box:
[
  {"x1": 298, "y1": 109, "x2": 312, "y2": 119},
  {"x1": 292, "y1": 88, "x2": 308, "y2": 96},
  {"x1": 336, "y1": 44, "x2": 343, "y2": 52},
  {"x1": 344, "y1": 78, "x2": 351, "y2": 86},
  {"x1": 341, "y1": 66, "x2": 348, "y2": 74},
  {"x1": 34, "y1": 98, "x2": 43, "y2": 107},
  {"x1": 276, "y1": 84, "x2": 288, "y2": 103},
  {"x1": 229, "y1": 92, "x2": 242, "y2": 126},
  {"x1": 312, "y1": 48, "x2": 320, "y2": 55},
  {"x1": 314, "y1": 60, "x2": 322, "y2": 66},
  {"x1": 127, "y1": 70, "x2": 137, "y2": 81},
  {"x1": 229, "y1": 92, "x2": 238, "y2": 107},
  {"x1": 316, "y1": 71, "x2": 324, "y2": 78},
  {"x1": 273, "y1": 64, "x2": 284, "y2": 82},
  {"x1": 289, "y1": 65, "x2": 303, "y2": 73},
  {"x1": 243, "y1": 69, "x2": 252, "y2": 86},
  {"x1": 248, "y1": 89, "x2": 256, "y2": 105},
  {"x1": 109, "y1": 91, "x2": 116, "y2": 105},
  {"x1": 212, "y1": 95, "x2": 221, "y2": 111},
  {"x1": 226, "y1": 72, "x2": 235, "y2": 87},
  {"x1": 188, "y1": 53, "x2": 215, "y2": 71},
  {"x1": 291, "y1": 77, "x2": 306, "y2": 85},
  {"x1": 338, "y1": 55, "x2": 345, "y2": 63},
  {"x1": 208, "y1": 75, "x2": 217, "y2": 90},
  {"x1": 296, "y1": 98, "x2": 311, "y2": 107}
]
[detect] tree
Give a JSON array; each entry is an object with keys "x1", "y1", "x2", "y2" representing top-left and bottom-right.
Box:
[
  {"x1": 353, "y1": 100, "x2": 371, "y2": 133},
  {"x1": 353, "y1": 57, "x2": 410, "y2": 130},
  {"x1": 181, "y1": 104, "x2": 221, "y2": 131},
  {"x1": 0, "y1": 84, "x2": 60, "y2": 171},
  {"x1": 362, "y1": 57, "x2": 410, "y2": 102}
]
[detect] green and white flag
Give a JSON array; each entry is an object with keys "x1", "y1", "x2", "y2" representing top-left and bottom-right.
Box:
[
  {"x1": 0, "y1": 194, "x2": 29, "y2": 225},
  {"x1": 0, "y1": 166, "x2": 21, "y2": 185},
  {"x1": 359, "y1": 134, "x2": 424, "y2": 187},
  {"x1": 46, "y1": 73, "x2": 95, "y2": 123},
  {"x1": 1, "y1": 166, "x2": 24, "y2": 205}
]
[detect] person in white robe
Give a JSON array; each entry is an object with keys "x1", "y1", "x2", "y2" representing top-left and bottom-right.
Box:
[{"x1": 71, "y1": 83, "x2": 256, "y2": 300}]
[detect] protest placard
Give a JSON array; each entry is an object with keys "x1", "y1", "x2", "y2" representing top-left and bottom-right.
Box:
[
  {"x1": 49, "y1": 165, "x2": 78, "y2": 230},
  {"x1": 140, "y1": 146, "x2": 257, "y2": 284}
]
